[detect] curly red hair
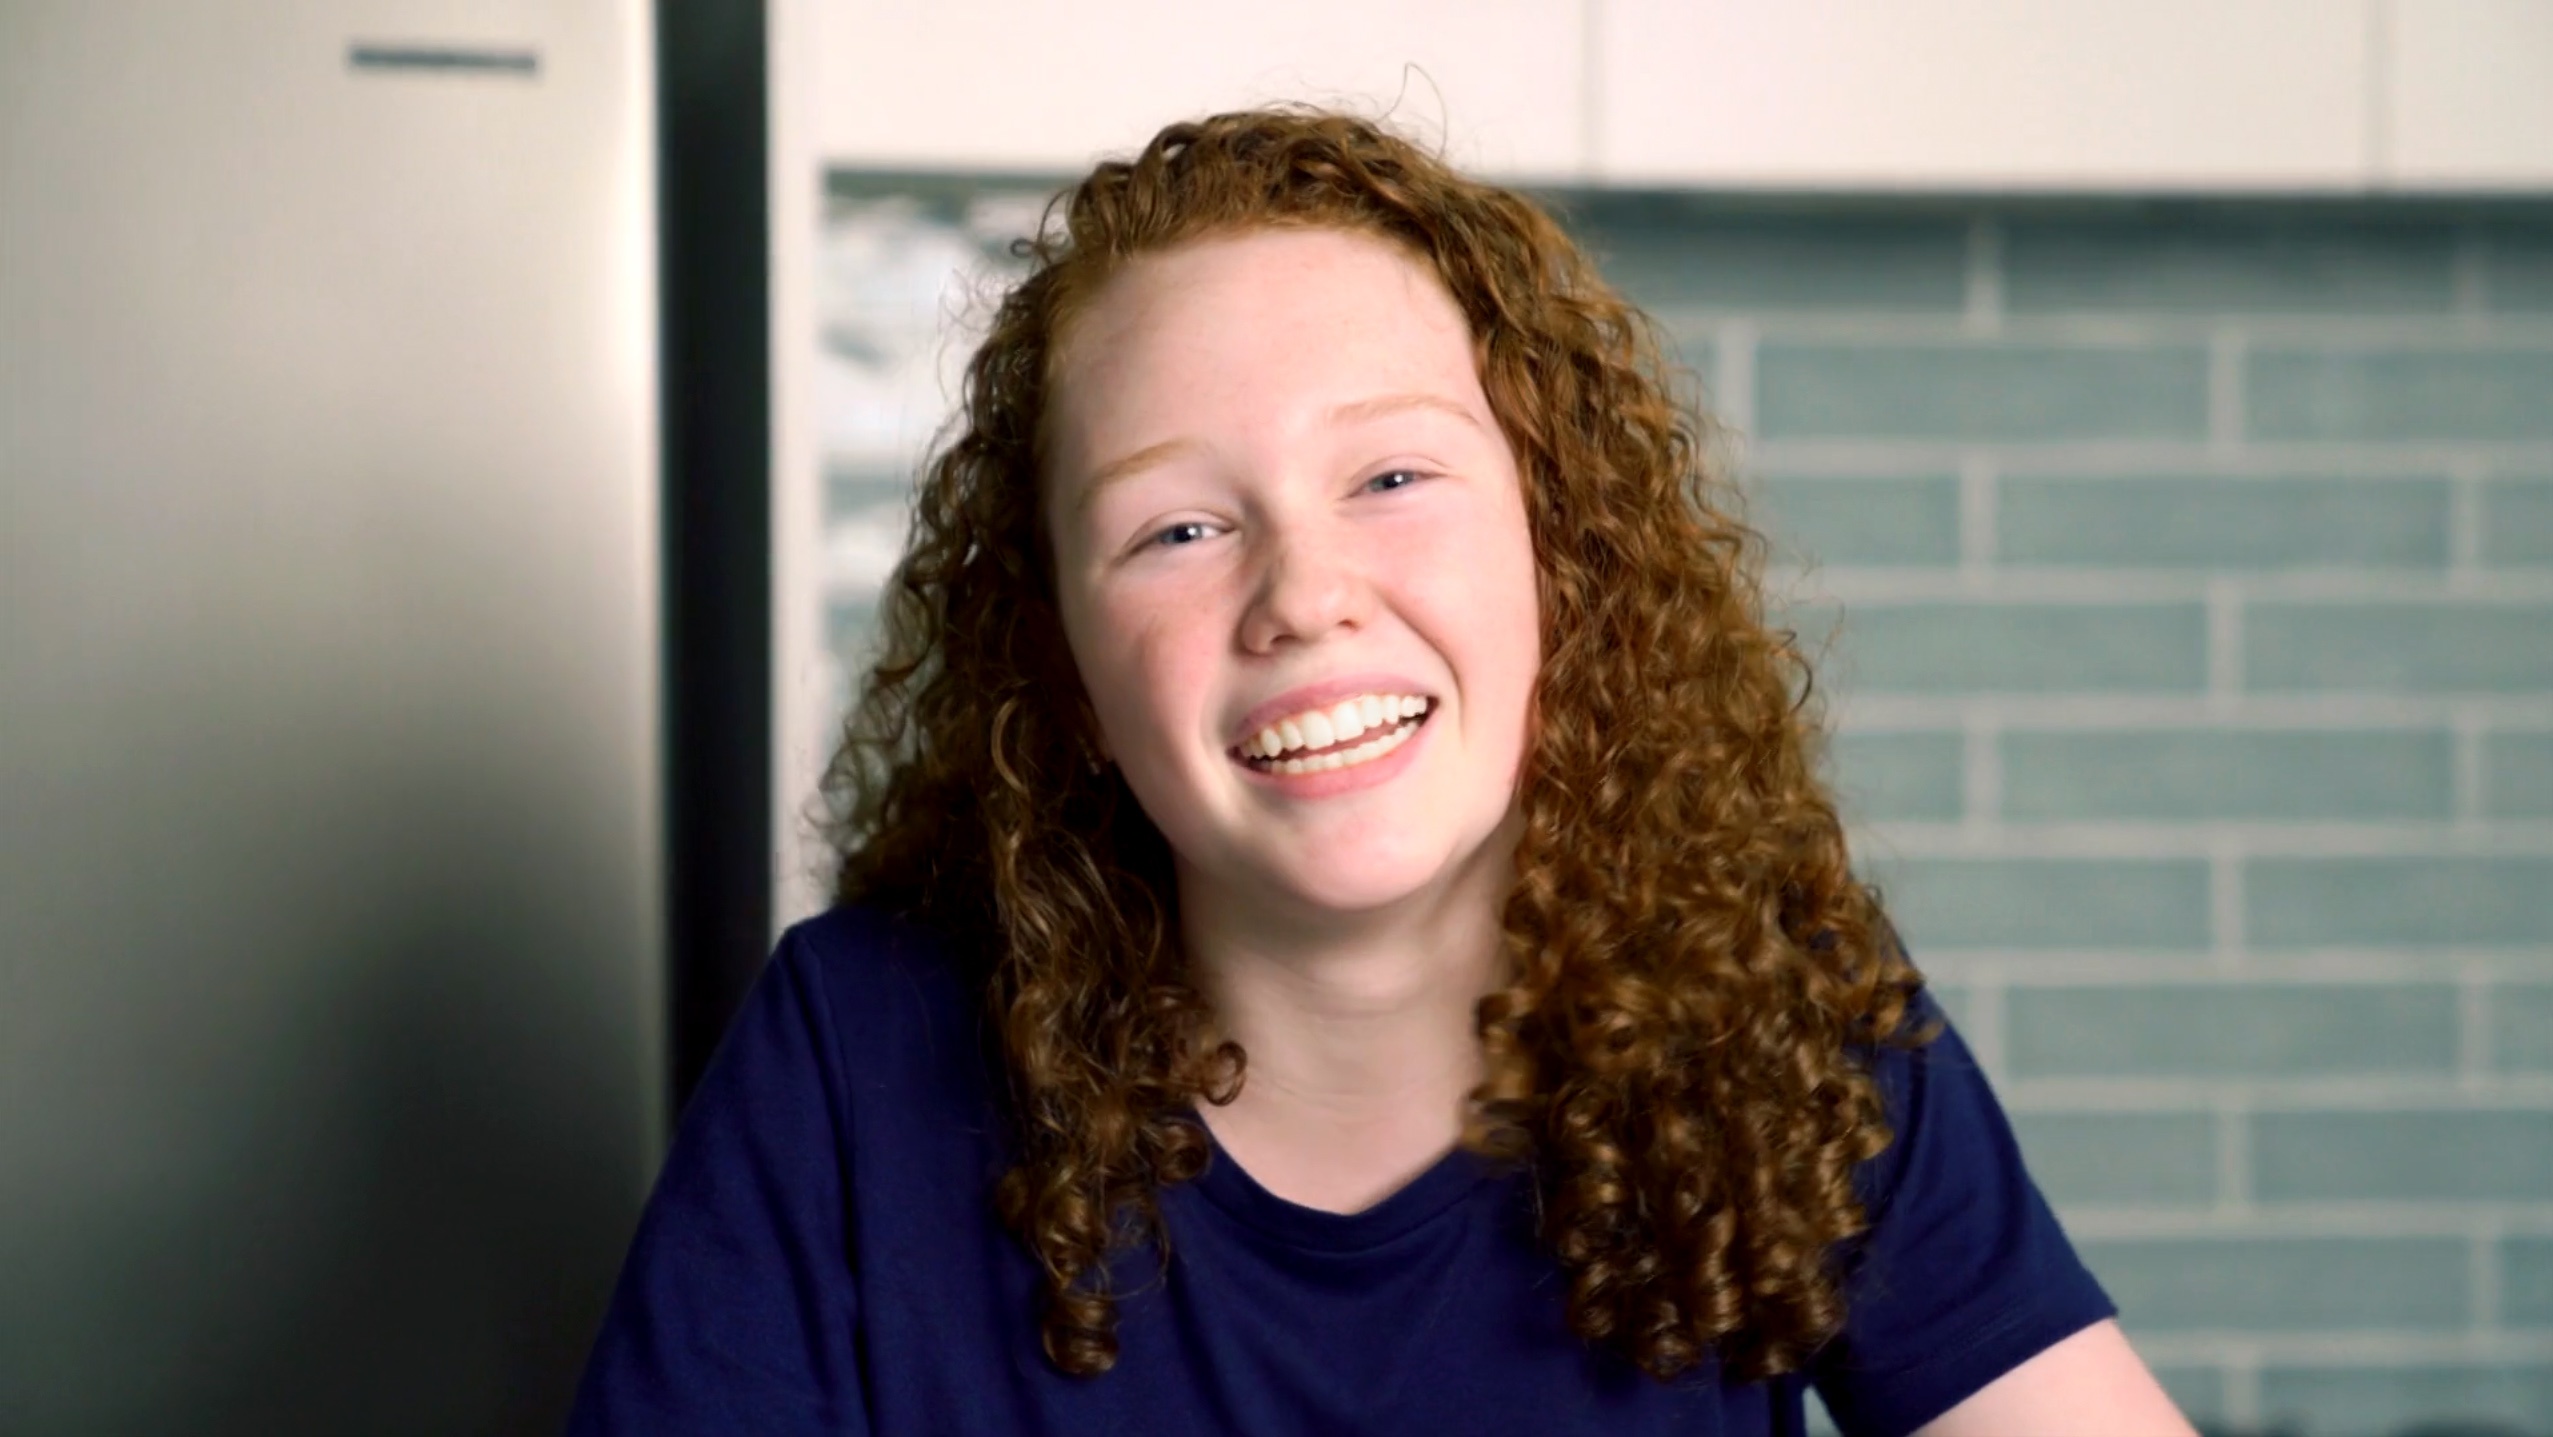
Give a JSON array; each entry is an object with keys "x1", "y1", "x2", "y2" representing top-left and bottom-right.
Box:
[{"x1": 820, "y1": 107, "x2": 1930, "y2": 1383}]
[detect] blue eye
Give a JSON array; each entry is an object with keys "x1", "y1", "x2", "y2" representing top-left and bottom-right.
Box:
[
  {"x1": 1364, "y1": 469, "x2": 1420, "y2": 493},
  {"x1": 1150, "y1": 521, "x2": 1214, "y2": 547}
]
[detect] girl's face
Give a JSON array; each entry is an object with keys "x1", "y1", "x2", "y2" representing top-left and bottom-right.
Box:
[{"x1": 1044, "y1": 227, "x2": 1542, "y2": 926}]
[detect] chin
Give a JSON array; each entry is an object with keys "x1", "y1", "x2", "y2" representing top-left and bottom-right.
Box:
[
  {"x1": 1280, "y1": 876, "x2": 1435, "y2": 916},
  {"x1": 1265, "y1": 848, "x2": 1470, "y2": 917}
]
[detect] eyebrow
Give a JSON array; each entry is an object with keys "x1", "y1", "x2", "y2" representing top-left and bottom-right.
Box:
[
  {"x1": 1071, "y1": 391, "x2": 1482, "y2": 513},
  {"x1": 1323, "y1": 391, "x2": 1484, "y2": 432},
  {"x1": 1076, "y1": 437, "x2": 1206, "y2": 512}
]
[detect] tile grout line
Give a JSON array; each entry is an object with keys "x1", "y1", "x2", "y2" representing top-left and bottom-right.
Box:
[
  {"x1": 2473, "y1": 1218, "x2": 2504, "y2": 1334},
  {"x1": 2221, "y1": 1348, "x2": 2262, "y2": 1431},
  {"x1": 2008, "y1": 1082, "x2": 2553, "y2": 1117},
  {"x1": 1714, "y1": 319, "x2": 1758, "y2": 446},
  {"x1": 1850, "y1": 826, "x2": 2553, "y2": 860},
  {"x1": 2206, "y1": 328, "x2": 2247, "y2": 459},
  {"x1": 2078, "y1": 1188, "x2": 2553, "y2": 1219},
  {"x1": 1961, "y1": 716, "x2": 2002, "y2": 836},
  {"x1": 2459, "y1": 968, "x2": 2495, "y2": 1090},
  {"x1": 2205, "y1": 579, "x2": 2246, "y2": 717},
  {"x1": 1834, "y1": 693, "x2": 2553, "y2": 731},
  {"x1": 1957, "y1": 452, "x2": 1998, "y2": 590},
  {"x1": 1647, "y1": 301, "x2": 2553, "y2": 342},
  {"x1": 1936, "y1": 951, "x2": 2553, "y2": 985},
  {"x1": 2210, "y1": 837, "x2": 2247, "y2": 971},
  {"x1": 2449, "y1": 455, "x2": 2487, "y2": 593},
  {"x1": 1962, "y1": 215, "x2": 2004, "y2": 337},
  {"x1": 2066, "y1": 1203, "x2": 2553, "y2": 1239},
  {"x1": 1777, "y1": 570, "x2": 2553, "y2": 604},
  {"x1": 1749, "y1": 439, "x2": 2553, "y2": 474},
  {"x1": 2453, "y1": 707, "x2": 2490, "y2": 832},
  {"x1": 2215, "y1": 1095, "x2": 2253, "y2": 1215},
  {"x1": 2137, "y1": 1331, "x2": 2553, "y2": 1363}
]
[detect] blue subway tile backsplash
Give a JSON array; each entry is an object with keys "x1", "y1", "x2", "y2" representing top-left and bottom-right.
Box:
[
  {"x1": 2000, "y1": 214, "x2": 2461, "y2": 316},
  {"x1": 2249, "y1": 1110, "x2": 2553, "y2": 1202},
  {"x1": 2080, "y1": 1236, "x2": 2471, "y2": 1332},
  {"x1": 2246, "y1": 602, "x2": 2553, "y2": 693},
  {"x1": 1749, "y1": 474, "x2": 1964, "y2": 567},
  {"x1": 2006, "y1": 1110, "x2": 2220, "y2": 1208},
  {"x1": 2507, "y1": 1238, "x2": 2553, "y2": 1328},
  {"x1": 1756, "y1": 341, "x2": 2214, "y2": 442},
  {"x1": 1568, "y1": 204, "x2": 1970, "y2": 314},
  {"x1": 1883, "y1": 857, "x2": 2214, "y2": 951},
  {"x1": 2004, "y1": 985, "x2": 2464, "y2": 1079},
  {"x1": 2486, "y1": 220, "x2": 2553, "y2": 312},
  {"x1": 2248, "y1": 347, "x2": 2553, "y2": 443},
  {"x1": 2484, "y1": 475, "x2": 2553, "y2": 565},
  {"x1": 2257, "y1": 1365, "x2": 2553, "y2": 1437},
  {"x1": 2248, "y1": 856, "x2": 2553, "y2": 948},
  {"x1": 1996, "y1": 475, "x2": 2455, "y2": 569},
  {"x1": 1813, "y1": 601, "x2": 2213, "y2": 694}
]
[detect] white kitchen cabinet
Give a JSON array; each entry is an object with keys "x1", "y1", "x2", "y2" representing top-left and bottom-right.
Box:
[
  {"x1": 802, "y1": 0, "x2": 1586, "y2": 180},
  {"x1": 1594, "y1": 0, "x2": 2374, "y2": 189},
  {"x1": 2384, "y1": 0, "x2": 2553, "y2": 188},
  {"x1": 790, "y1": 0, "x2": 2553, "y2": 193}
]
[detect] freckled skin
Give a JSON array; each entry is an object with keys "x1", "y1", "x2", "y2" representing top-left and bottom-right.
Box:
[{"x1": 1044, "y1": 229, "x2": 1543, "y2": 929}]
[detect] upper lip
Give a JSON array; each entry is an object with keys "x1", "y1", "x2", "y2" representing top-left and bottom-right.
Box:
[{"x1": 1227, "y1": 673, "x2": 1436, "y2": 751}]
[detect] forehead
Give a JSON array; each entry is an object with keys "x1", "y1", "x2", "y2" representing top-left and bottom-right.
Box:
[{"x1": 1042, "y1": 228, "x2": 1484, "y2": 470}]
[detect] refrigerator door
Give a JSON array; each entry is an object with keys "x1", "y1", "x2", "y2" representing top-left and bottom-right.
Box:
[{"x1": 1, "y1": 3, "x2": 659, "y2": 1431}]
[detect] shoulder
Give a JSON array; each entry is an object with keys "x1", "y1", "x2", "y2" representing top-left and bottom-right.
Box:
[
  {"x1": 764, "y1": 902, "x2": 1002, "y2": 1119},
  {"x1": 1845, "y1": 989, "x2": 2006, "y2": 1215},
  {"x1": 776, "y1": 903, "x2": 979, "y2": 1036},
  {"x1": 1814, "y1": 988, "x2": 2117, "y2": 1433},
  {"x1": 781, "y1": 899, "x2": 952, "y2": 978},
  {"x1": 566, "y1": 905, "x2": 993, "y2": 1431}
]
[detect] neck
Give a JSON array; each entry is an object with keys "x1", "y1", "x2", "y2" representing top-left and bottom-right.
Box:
[{"x1": 1175, "y1": 833, "x2": 1513, "y2": 1214}]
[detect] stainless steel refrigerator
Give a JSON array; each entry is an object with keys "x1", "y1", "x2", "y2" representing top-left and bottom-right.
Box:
[{"x1": 3, "y1": 3, "x2": 679, "y2": 1430}]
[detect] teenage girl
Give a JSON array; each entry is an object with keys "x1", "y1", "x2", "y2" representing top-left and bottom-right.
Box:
[{"x1": 570, "y1": 108, "x2": 2197, "y2": 1436}]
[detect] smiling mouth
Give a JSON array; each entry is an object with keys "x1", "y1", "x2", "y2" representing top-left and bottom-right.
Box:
[{"x1": 1232, "y1": 695, "x2": 1433, "y2": 775}]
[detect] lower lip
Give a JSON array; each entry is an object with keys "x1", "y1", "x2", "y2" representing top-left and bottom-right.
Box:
[{"x1": 1232, "y1": 715, "x2": 1432, "y2": 799}]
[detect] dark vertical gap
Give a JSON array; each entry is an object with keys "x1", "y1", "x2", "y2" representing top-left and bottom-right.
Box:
[{"x1": 657, "y1": 0, "x2": 771, "y2": 1118}]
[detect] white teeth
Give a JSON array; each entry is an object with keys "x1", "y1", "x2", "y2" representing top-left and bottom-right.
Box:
[
  {"x1": 1237, "y1": 693, "x2": 1433, "y2": 760},
  {"x1": 1266, "y1": 717, "x2": 1421, "y2": 774}
]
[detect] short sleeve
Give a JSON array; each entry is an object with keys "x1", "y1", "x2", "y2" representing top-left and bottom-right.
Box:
[
  {"x1": 1806, "y1": 997, "x2": 2115, "y2": 1437},
  {"x1": 566, "y1": 935, "x2": 872, "y2": 1436}
]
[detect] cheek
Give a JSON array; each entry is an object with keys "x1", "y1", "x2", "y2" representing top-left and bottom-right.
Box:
[
  {"x1": 1073, "y1": 592, "x2": 1212, "y2": 759},
  {"x1": 1429, "y1": 500, "x2": 1543, "y2": 710},
  {"x1": 1453, "y1": 556, "x2": 1542, "y2": 792},
  {"x1": 1478, "y1": 564, "x2": 1545, "y2": 750}
]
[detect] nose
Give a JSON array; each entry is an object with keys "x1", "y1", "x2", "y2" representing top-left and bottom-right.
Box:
[{"x1": 1238, "y1": 521, "x2": 1369, "y2": 653}]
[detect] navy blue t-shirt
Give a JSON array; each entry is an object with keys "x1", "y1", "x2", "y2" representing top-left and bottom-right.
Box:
[{"x1": 568, "y1": 905, "x2": 2112, "y2": 1436}]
